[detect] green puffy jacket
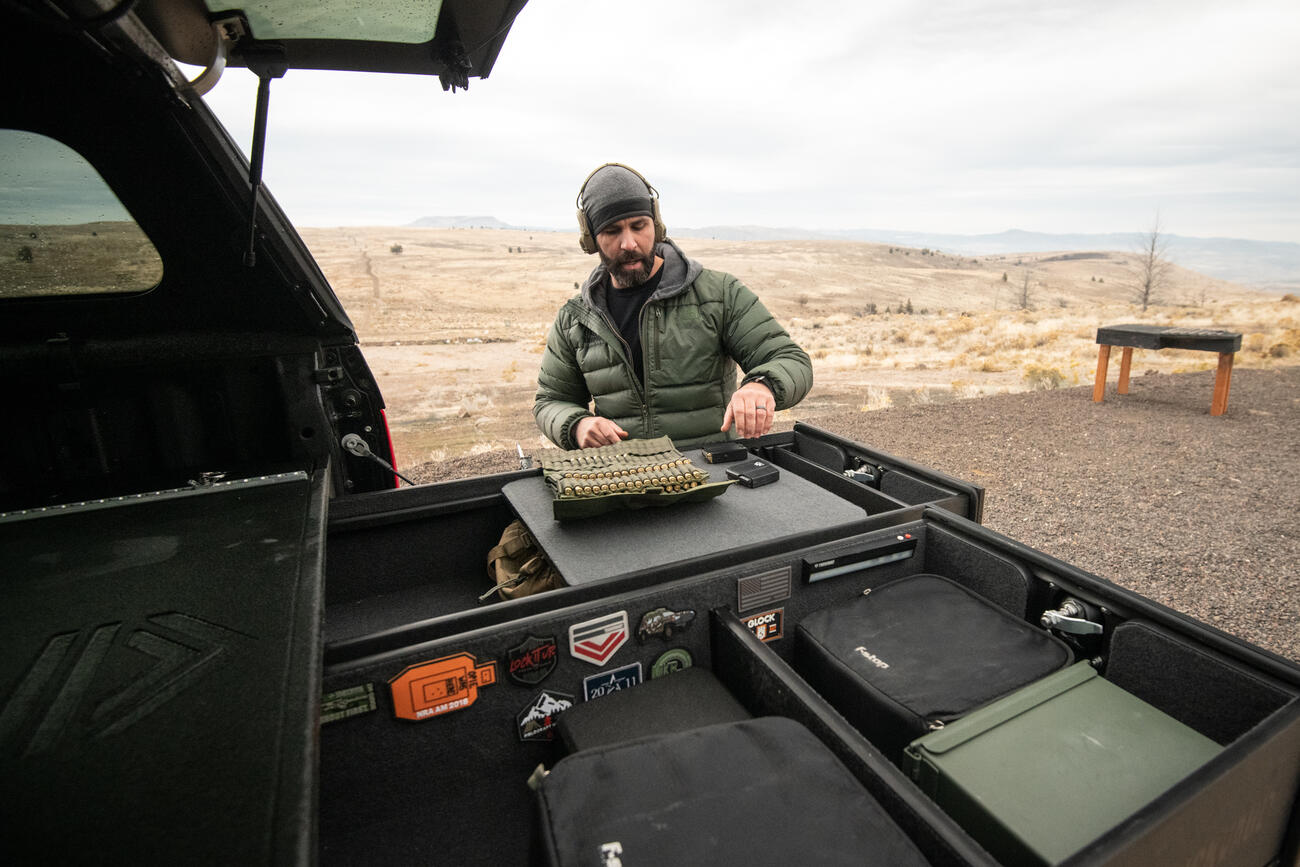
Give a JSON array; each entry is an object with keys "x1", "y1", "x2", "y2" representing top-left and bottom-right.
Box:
[{"x1": 534, "y1": 239, "x2": 813, "y2": 449}]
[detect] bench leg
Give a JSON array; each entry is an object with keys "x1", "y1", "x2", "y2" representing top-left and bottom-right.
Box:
[
  {"x1": 1211, "y1": 352, "x2": 1235, "y2": 416},
  {"x1": 1118, "y1": 347, "x2": 1133, "y2": 395},
  {"x1": 1093, "y1": 345, "x2": 1111, "y2": 402}
]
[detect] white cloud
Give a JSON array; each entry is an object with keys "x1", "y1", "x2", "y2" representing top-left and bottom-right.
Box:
[{"x1": 200, "y1": 0, "x2": 1300, "y2": 241}]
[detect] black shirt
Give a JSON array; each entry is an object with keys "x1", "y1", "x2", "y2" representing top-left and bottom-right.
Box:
[{"x1": 603, "y1": 265, "x2": 663, "y2": 385}]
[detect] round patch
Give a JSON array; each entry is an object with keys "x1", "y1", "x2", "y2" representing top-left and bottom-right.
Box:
[{"x1": 651, "y1": 647, "x2": 693, "y2": 678}]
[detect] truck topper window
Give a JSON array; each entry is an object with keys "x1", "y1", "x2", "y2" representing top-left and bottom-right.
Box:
[{"x1": 0, "y1": 129, "x2": 163, "y2": 299}]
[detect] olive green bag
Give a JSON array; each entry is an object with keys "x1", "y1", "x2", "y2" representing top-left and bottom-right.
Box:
[{"x1": 482, "y1": 519, "x2": 564, "y2": 602}]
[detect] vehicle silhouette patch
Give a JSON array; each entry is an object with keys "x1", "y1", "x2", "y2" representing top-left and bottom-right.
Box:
[
  {"x1": 636, "y1": 607, "x2": 695, "y2": 643},
  {"x1": 389, "y1": 652, "x2": 497, "y2": 721},
  {"x1": 568, "y1": 611, "x2": 629, "y2": 666}
]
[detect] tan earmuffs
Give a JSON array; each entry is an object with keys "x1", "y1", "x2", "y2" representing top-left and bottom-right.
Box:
[{"x1": 575, "y1": 162, "x2": 667, "y2": 254}]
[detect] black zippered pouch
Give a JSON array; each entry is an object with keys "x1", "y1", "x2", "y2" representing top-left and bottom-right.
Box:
[
  {"x1": 794, "y1": 573, "x2": 1072, "y2": 760},
  {"x1": 535, "y1": 717, "x2": 929, "y2": 867}
]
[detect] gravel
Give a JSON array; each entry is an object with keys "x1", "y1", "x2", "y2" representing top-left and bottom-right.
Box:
[{"x1": 407, "y1": 367, "x2": 1300, "y2": 664}]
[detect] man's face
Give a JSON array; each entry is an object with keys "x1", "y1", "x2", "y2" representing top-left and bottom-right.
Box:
[{"x1": 596, "y1": 215, "x2": 657, "y2": 289}]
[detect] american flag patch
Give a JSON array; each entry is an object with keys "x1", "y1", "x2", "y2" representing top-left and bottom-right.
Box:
[{"x1": 737, "y1": 567, "x2": 792, "y2": 612}]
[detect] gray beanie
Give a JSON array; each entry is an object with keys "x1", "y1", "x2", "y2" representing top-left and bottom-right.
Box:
[{"x1": 582, "y1": 164, "x2": 654, "y2": 235}]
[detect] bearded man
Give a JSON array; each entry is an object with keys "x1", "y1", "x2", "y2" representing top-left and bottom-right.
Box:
[{"x1": 534, "y1": 163, "x2": 812, "y2": 450}]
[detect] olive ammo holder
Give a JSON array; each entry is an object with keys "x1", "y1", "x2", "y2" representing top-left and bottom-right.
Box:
[{"x1": 540, "y1": 436, "x2": 732, "y2": 520}]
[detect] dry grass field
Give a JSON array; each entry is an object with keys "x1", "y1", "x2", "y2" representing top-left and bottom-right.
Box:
[
  {"x1": 300, "y1": 227, "x2": 1300, "y2": 466},
  {"x1": 1, "y1": 223, "x2": 163, "y2": 296}
]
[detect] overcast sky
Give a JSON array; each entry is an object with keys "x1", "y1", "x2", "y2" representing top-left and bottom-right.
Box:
[{"x1": 199, "y1": 0, "x2": 1300, "y2": 243}]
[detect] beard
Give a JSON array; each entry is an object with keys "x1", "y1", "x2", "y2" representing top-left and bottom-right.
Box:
[{"x1": 601, "y1": 248, "x2": 656, "y2": 288}]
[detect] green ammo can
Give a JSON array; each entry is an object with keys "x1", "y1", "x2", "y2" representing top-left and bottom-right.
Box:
[{"x1": 903, "y1": 662, "x2": 1222, "y2": 866}]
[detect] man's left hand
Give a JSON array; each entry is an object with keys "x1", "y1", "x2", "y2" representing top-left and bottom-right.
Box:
[{"x1": 721, "y1": 381, "x2": 777, "y2": 438}]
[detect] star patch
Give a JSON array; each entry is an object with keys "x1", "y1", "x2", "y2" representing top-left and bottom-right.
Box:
[{"x1": 583, "y1": 662, "x2": 643, "y2": 701}]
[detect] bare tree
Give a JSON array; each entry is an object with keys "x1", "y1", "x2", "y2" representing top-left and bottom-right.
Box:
[
  {"x1": 1132, "y1": 215, "x2": 1171, "y2": 312},
  {"x1": 1017, "y1": 271, "x2": 1033, "y2": 311}
]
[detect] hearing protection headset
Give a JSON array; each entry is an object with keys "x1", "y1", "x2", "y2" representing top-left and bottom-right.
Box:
[{"x1": 575, "y1": 162, "x2": 667, "y2": 254}]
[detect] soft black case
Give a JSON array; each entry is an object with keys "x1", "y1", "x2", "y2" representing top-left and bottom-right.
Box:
[
  {"x1": 795, "y1": 573, "x2": 1072, "y2": 759},
  {"x1": 534, "y1": 717, "x2": 929, "y2": 867}
]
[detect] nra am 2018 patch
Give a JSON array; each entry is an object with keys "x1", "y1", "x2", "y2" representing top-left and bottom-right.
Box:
[{"x1": 389, "y1": 652, "x2": 497, "y2": 721}]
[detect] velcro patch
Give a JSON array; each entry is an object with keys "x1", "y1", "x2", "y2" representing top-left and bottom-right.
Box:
[
  {"x1": 742, "y1": 607, "x2": 785, "y2": 643},
  {"x1": 389, "y1": 652, "x2": 497, "y2": 721}
]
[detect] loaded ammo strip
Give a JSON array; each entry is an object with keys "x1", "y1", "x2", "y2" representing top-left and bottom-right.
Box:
[{"x1": 538, "y1": 436, "x2": 734, "y2": 520}]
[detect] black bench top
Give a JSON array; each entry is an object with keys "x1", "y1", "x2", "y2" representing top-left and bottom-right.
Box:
[
  {"x1": 1096, "y1": 324, "x2": 1241, "y2": 353},
  {"x1": 503, "y1": 448, "x2": 867, "y2": 586}
]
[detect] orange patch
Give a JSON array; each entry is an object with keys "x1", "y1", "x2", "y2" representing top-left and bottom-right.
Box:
[{"x1": 389, "y1": 652, "x2": 497, "y2": 721}]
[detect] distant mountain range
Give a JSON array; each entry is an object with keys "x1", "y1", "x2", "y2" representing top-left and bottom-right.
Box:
[
  {"x1": 408, "y1": 215, "x2": 515, "y2": 230},
  {"x1": 682, "y1": 227, "x2": 1300, "y2": 292},
  {"x1": 406, "y1": 217, "x2": 1299, "y2": 291}
]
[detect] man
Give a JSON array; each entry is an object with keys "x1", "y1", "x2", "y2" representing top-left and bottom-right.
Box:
[{"x1": 534, "y1": 163, "x2": 812, "y2": 450}]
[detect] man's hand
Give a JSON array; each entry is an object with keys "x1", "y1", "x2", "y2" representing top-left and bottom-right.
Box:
[
  {"x1": 721, "y1": 381, "x2": 777, "y2": 438},
  {"x1": 575, "y1": 416, "x2": 629, "y2": 448}
]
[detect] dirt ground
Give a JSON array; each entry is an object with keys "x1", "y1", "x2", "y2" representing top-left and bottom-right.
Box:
[
  {"x1": 299, "y1": 227, "x2": 1299, "y2": 465},
  {"x1": 300, "y1": 228, "x2": 1300, "y2": 662}
]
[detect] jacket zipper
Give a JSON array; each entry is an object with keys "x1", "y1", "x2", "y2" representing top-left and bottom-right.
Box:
[
  {"x1": 592, "y1": 306, "x2": 644, "y2": 403},
  {"x1": 584, "y1": 291, "x2": 661, "y2": 431},
  {"x1": 640, "y1": 303, "x2": 660, "y2": 431}
]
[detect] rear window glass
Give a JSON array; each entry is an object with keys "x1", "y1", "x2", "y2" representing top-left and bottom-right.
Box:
[
  {"x1": 0, "y1": 129, "x2": 163, "y2": 299},
  {"x1": 212, "y1": 0, "x2": 442, "y2": 43}
]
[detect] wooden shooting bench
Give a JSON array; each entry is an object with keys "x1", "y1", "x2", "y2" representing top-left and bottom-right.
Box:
[{"x1": 1093, "y1": 324, "x2": 1242, "y2": 416}]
